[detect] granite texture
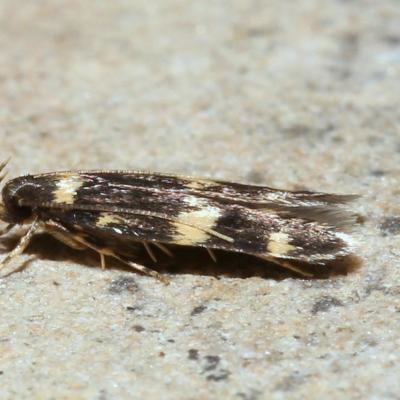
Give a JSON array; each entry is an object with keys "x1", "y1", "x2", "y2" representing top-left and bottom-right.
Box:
[{"x1": 0, "y1": 1, "x2": 399, "y2": 399}]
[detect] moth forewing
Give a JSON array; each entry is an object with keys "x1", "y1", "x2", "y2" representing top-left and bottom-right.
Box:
[{"x1": 0, "y1": 167, "x2": 359, "y2": 280}]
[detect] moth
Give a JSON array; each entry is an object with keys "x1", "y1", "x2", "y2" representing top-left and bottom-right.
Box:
[{"x1": 0, "y1": 160, "x2": 358, "y2": 282}]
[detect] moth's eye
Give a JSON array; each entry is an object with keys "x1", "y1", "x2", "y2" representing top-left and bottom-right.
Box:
[{"x1": 2, "y1": 195, "x2": 32, "y2": 223}]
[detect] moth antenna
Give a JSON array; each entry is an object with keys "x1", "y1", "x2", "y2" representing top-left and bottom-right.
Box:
[
  {"x1": 0, "y1": 157, "x2": 11, "y2": 174},
  {"x1": 206, "y1": 248, "x2": 217, "y2": 263},
  {"x1": 153, "y1": 242, "x2": 174, "y2": 257},
  {"x1": 0, "y1": 171, "x2": 8, "y2": 183},
  {"x1": 143, "y1": 241, "x2": 157, "y2": 262},
  {"x1": 0, "y1": 203, "x2": 6, "y2": 224},
  {"x1": 0, "y1": 223, "x2": 14, "y2": 237}
]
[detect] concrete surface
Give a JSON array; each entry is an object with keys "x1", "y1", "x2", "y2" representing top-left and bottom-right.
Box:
[{"x1": 0, "y1": 1, "x2": 399, "y2": 399}]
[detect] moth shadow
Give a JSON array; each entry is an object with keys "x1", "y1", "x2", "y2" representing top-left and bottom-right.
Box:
[
  {"x1": 153, "y1": 246, "x2": 361, "y2": 280},
  {"x1": 2, "y1": 234, "x2": 361, "y2": 281}
]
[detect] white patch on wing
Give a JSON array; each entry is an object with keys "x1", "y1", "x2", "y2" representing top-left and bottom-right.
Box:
[
  {"x1": 54, "y1": 174, "x2": 84, "y2": 204},
  {"x1": 267, "y1": 231, "x2": 297, "y2": 256},
  {"x1": 172, "y1": 202, "x2": 225, "y2": 245},
  {"x1": 183, "y1": 195, "x2": 209, "y2": 208},
  {"x1": 97, "y1": 213, "x2": 123, "y2": 227},
  {"x1": 185, "y1": 179, "x2": 214, "y2": 190}
]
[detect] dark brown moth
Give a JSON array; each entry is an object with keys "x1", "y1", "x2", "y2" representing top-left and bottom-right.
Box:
[{"x1": 0, "y1": 160, "x2": 358, "y2": 282}]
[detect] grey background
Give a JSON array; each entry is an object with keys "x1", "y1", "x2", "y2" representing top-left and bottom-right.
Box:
[{"x1": 0, "y1": 1, "x2": 399, "y2": 399}]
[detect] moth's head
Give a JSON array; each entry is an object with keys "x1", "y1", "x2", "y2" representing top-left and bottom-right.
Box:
[
  {"x1": 1, "y1": 177, "x2": 34, "y2": 224},
  {"x1": 0, "y1": 158, "x2": 23, "y2": 225}
]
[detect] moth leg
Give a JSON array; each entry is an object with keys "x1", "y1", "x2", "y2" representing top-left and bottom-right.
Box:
[
  {"x1": 152, "y1": 242, "x2": 174, "y2": 257},
  {"x1": 277, "y1": 260, "x2": 313, "y2": 277},
  {"x1": 44, "y1": 221, "x2": 87, "y2": 250},
  {"x1": 0, "y1": 217, "x2": 40, "y2": 271},
  {"x1": 113, "y1": 253, "x2": 170, "y2": 284},
  {"x1": 259, "y1": 255, "x2": 313, "y2": 277},
  {"x1": 44, "y1": 221, "x2": 107, "y2": 269},
  {"x1": 44, "y1": 223, "x2": 111, "y2": 270},
  {"x1": 41, "y1": 220, "x2": 169, "y2": 283},
  {"x1": 0, "y1": 223, "x2": 15, "y2": 237},
  {"x1": 100, "y1": 253, "x2": 106, "y2": 269},
  {"x1": 49, "y1": 230, "x2": 170, "y2": 284},
  {"x1": 143, "y1": 241, "x2": 157, "y2": 262},
  {"x1": 206, "y1": 248, "x2": 217, "y2": 263}
]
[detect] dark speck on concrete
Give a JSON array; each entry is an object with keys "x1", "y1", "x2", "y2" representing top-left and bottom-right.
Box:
[
  {"x1": 370, "y1": 169, "x2": 387, "y2": 177},
  {"x1": 188, "y1": 349, "x2": 199, "y2": 360},
  {"x1": 379, "y1": 216, "x2": 400, "y2": 236},
  {"x1": 311, "y1": 296, "x2": 344, "y2": 314},
  {"x1": 332, "y1": 134, "x2": 344, "y2": 143},
  {"x1": 126, "y1": 306, "x2": 142, "y2": 312},
  {"x1": 382, "y1": 34, "x2": 400, "y2": 45},
  {"x1": 206, "y1": 369, "x2": 231, "y2": 381},
  {"x1": 191, "y1": 305, "x2": 207, "y2": 316},
  {"x1": 246, "y1": 169, "x2": 265, "y2": 184},
  {"x1": 284, "y1": 123, "x2": 310, "y2": 136},
  {"x1": 203, "y1": 355, "x2": 220, "y2": 372},
  {"x1": 236, "y1": 389, "x2": 262, "y2": 400},
  {"x1": 98, "y1": 389, "x2": 107, "y2": 400},
  {"x1": 133, "y1": 325, "x2": 145, "y2": 332},
  {"x1": 274, "y1": 372, "x2": 307, "y2": 392},
  {"x1": 108, "y1": 276, "x2": 138, "y2": 294}
]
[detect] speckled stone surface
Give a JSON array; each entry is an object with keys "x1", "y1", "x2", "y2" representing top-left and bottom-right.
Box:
[{"x1": 0, "y1": 1, "x2": 399, "y2": 399}]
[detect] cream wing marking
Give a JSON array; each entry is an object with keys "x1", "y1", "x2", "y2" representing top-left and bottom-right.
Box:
[
  {"x1": 172, "y1": 197, "x2": 225, "y2": 245},
  {"x1": 266, "y1": 232, "x2": 297, "y2": 256},
  {"x1": 54, "y1": 174, "x2": 85, "y2": 205}
]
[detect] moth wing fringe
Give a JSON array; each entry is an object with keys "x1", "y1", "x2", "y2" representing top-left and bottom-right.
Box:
[
  {"x1": 274, "y1": 205, "x2": 359, "y2": 231},
  {"x1": 296, "y1": 192, "x2": 359, "y2": 205}
]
